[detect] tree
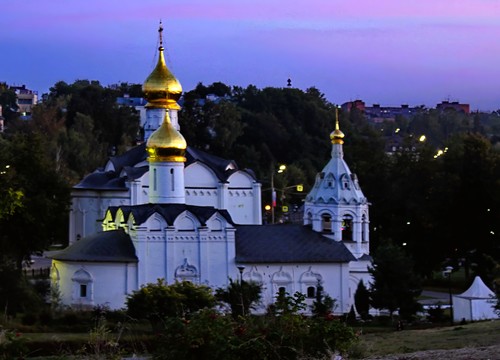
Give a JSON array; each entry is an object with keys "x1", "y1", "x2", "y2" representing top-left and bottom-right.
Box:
[
  {"x1": 311, "y1": 281, "x2": 336, "y2": 317},
  {"x1": 270, "y1": 287, "x2": 306, "y2": 315},
  {"x1": 0, "y1": 83, "x2": 19, "y2": 122},
  {"x1": 48, "y1": 80, "x2": 140, "y2": 155},
  {"x1": 126, "y1": 279, "x2": 216, "y2": 329},
  {"x1": 63, "y1": 112, "x2": 108, "y2": 179},
  {"x1": 0, "y1": 132, "x2": 70, "y2": 269},
  {"x1": 369, "y1": 241, "x2": 422, "y2": 319},
  {"x1": 215, "y1": 278, "x2": 262, "y2": 318},
  {"x1": 354, "y1": 280, "x2": 370, "y2": 320}
]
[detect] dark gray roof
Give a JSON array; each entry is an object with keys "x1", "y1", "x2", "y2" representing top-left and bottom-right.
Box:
[
  {"x1": 108, "y1": 203, "x2": 234, "y2": 226},
  {"x1": 358, "y1": 254, "x2": 372, "y2": 261},
  {"x1": 73, "y1": 170, "x2": 127, "y2": 190},
  {"x1": 109, "y1": 143, "x2": 147, "y2": 174},
  {"x1": 235, "y1": 224, "x2": 356, "y2": 263},
  {"x1": 74, "y1": 144, "x2": 256, "y2": 190},
  {"x1": 49, "y1": 230, "x2": 138, "y2": 263}
]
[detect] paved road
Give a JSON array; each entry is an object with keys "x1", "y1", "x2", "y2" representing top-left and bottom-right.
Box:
[
  {"x1": 23, "y1": 254, "x2": 52, "y2": 270},
  {"x1": 420, "y1": 290, "x2": 452, "y2": 306}
]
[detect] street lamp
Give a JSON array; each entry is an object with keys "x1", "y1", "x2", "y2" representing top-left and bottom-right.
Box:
[
  {"x1": 443, "y1": 265, "x2": 454, "y2": 325},
  {"x1": 237, "y1": 265, "x2": 245, "y2": 283},
  {"x1": 237, "y1": 265, "x2": 246, "y2": 316},
  {"x1": 271, "y1": 164, "x2": 286, "y2": 224}
]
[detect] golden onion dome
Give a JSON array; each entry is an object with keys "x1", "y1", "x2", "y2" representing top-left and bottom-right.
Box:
[
  {"x1": 330, "y1": 107, "x2": 345, "y2": 145},
  {"x1": 143, "y1": 22, "x2": 182, "y2": 110},
  {"x1": 147, "y1": 111, "x2": 187, "y2": 162}
]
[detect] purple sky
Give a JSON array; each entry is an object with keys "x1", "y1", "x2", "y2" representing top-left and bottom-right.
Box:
[{"x1": 2, "y1": 0, "x2": 500, "y2": 110}]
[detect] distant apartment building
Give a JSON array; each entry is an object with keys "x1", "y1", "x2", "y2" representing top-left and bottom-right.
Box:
[
  {"x1": 10, "y1": 85, "x2": 38, "y2": 118},
  {"x1": 342, "y1": 99, "x2": 470, "y2": 122},
  {"x1": 436, "y1": 100, "x2": 470, "y2": 114},
  {"x1": 341, "y1": 100, "x2": 422, "y2": 123}
]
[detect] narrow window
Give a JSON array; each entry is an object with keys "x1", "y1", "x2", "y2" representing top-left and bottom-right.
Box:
[
  {"x1": 80, "y1": 284, "x2": 87, "y2": 298},
  {"x1": 342, "y1": 215, "x2": 353, "y2": 241},
  {"x1": 170, "y1": 168, "x2": 174, "y2": 191},
  {"x1": 321, "y1": 214, "x2": 331, "y2": 233},
  {"x1": 361, "y1": 215, "x2": 366, "y2": 242},
  {"x1": 153, "y1": 168, "x2": 157, "y2": 191},
  {"x1": 307, "y1": 286, "x2": 316, "y2": 298}
]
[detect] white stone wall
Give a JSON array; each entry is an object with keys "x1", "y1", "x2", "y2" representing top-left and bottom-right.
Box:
[
  {"x1": 52, "y1": 260, "x2": 137, "y2": 310},
  {"x1": 239, "y1": 262, "x2": 352, "y2": 314},
  {"x1": 129, "y1": 211, "x2": 237, "y2": 290}
]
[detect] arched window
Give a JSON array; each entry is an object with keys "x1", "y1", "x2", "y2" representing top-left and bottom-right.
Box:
[
  {"x1": 170, "y1": 168, "x2": 174, "y2": 191},
  {"x1": 361, "y1": 214, "x2": 367, "y2": 242},
  {"x1": 341, "y1": 174, "x2": 351, "y2": 190},
  {"x1": 324, "y1": 173, "x2": 335, "y2": 188},
  {"x1": 72, "y1": 268, "x2": 93, "y2": 305},
  {"x1": 300, "y1": 267, "x2": 322, "y2": 299},
  {"x1": 175, "y1": 258, "x2": 198, "y2": 282},
  {"x1": 307, "y1": 286, "x2": 316, "y2": 298},
  {"x1": 272, "y1": 268, "x2": 292, "y2": 296},
  {"x1": 342, "y1": 214, "x2": 353, "y2": 241},
  {"x1": 321, "y1": 214, "x2": 332, "y2": 233}
]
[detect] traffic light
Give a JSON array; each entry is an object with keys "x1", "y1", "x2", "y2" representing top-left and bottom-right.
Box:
[{"x1": 296, "y1": 184, "x2": 303, "y2": 192}]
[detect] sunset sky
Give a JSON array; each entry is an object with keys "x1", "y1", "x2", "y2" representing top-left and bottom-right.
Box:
[{"x1": 2, "y1": 0, "x2": 500, "y2": 110}]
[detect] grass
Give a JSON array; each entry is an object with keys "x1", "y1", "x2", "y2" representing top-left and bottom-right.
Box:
[{"x1": 352, "y1": 320, "x2": 500, "y2": 358}]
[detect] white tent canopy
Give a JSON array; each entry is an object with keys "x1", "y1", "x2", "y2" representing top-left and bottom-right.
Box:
[{"x1": 452, "y1": 276, "x2": 497, "y2": 322}]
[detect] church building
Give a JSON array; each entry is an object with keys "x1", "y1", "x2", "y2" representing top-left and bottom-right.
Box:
[{"x1": 49, "y1": 24, "x2": 372, "y2": 314}]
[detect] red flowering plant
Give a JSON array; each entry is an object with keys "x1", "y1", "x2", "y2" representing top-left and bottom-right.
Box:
[{"x1": 0, "y1": 327, "x2": 28, "y2": 359}]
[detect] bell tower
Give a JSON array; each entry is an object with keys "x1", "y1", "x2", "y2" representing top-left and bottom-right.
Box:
[{"x1": 303, "y1": 107, "x2": 370, "y2": 258}]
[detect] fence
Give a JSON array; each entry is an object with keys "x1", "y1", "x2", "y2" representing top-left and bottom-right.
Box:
[{"x1": 23, "y1": 267, "x2": 50, "y2": 279}]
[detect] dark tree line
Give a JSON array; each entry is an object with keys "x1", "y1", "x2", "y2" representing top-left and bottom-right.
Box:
[{"x1": 1, "y1": 80, "x2": 499, "y2": 286}]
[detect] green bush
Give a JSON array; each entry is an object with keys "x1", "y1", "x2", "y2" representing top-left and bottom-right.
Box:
[
  {"x1": 153, "y1": 309, "x2": 358, "y2": 360},
  {"x1": 427, "y1": 305, "x2": 446, "y2": 323},
  {"x1": 0, "y1": 328, "x2": 28, "y2": 359},
  {"x1": 126, "y1": 279, "x2": 216, "y2": 330}
]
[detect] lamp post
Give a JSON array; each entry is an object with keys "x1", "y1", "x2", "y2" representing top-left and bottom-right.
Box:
[
  {"x1": 271, "y1": 164, "x2": 286, "y2": 224},
  {"x1": 237, "y1": 265, "x2": 246, "y2": 316},
  {"x1": 443, "y1": 266, "x2": 454, "y2": 325},
  {"x1": 237, "y1": 265, "x2": 245, "y2": 283}
]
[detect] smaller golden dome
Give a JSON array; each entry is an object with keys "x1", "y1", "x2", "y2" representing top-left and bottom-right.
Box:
[
  {"x1": 147, "y1": 112, "x2": 187, "y2": 162},
  {"x1": 330, "y1": 107, "x2": 344, "y2": 144},
  {"x1": 143, "y1": 22, "x2": 182, "y2": 110},
  {"x1": 330, "y1": 129, "x2": 345, "y2": 145}
]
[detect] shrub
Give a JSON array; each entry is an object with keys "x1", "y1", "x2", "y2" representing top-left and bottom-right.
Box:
[
  {"x1": 427, "y1": 305, "x2": 446, "y2": 323},
  {"x1": 126, "y1": 279, "x2": 216, "y2": 330},
  {"x1": 215, "y1": 278, "x2": 262, "y2": 319},
  {"x1": 0, "y1": 328, "x2": 28, "y2": 359},
  {"x1": 153, "y1": 310, "x2": 358, "y2": 360}
]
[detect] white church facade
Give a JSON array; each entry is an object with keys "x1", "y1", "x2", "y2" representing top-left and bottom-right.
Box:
[{"x1": 50, "y1": 24, "x2": 372, "y2": 314}]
